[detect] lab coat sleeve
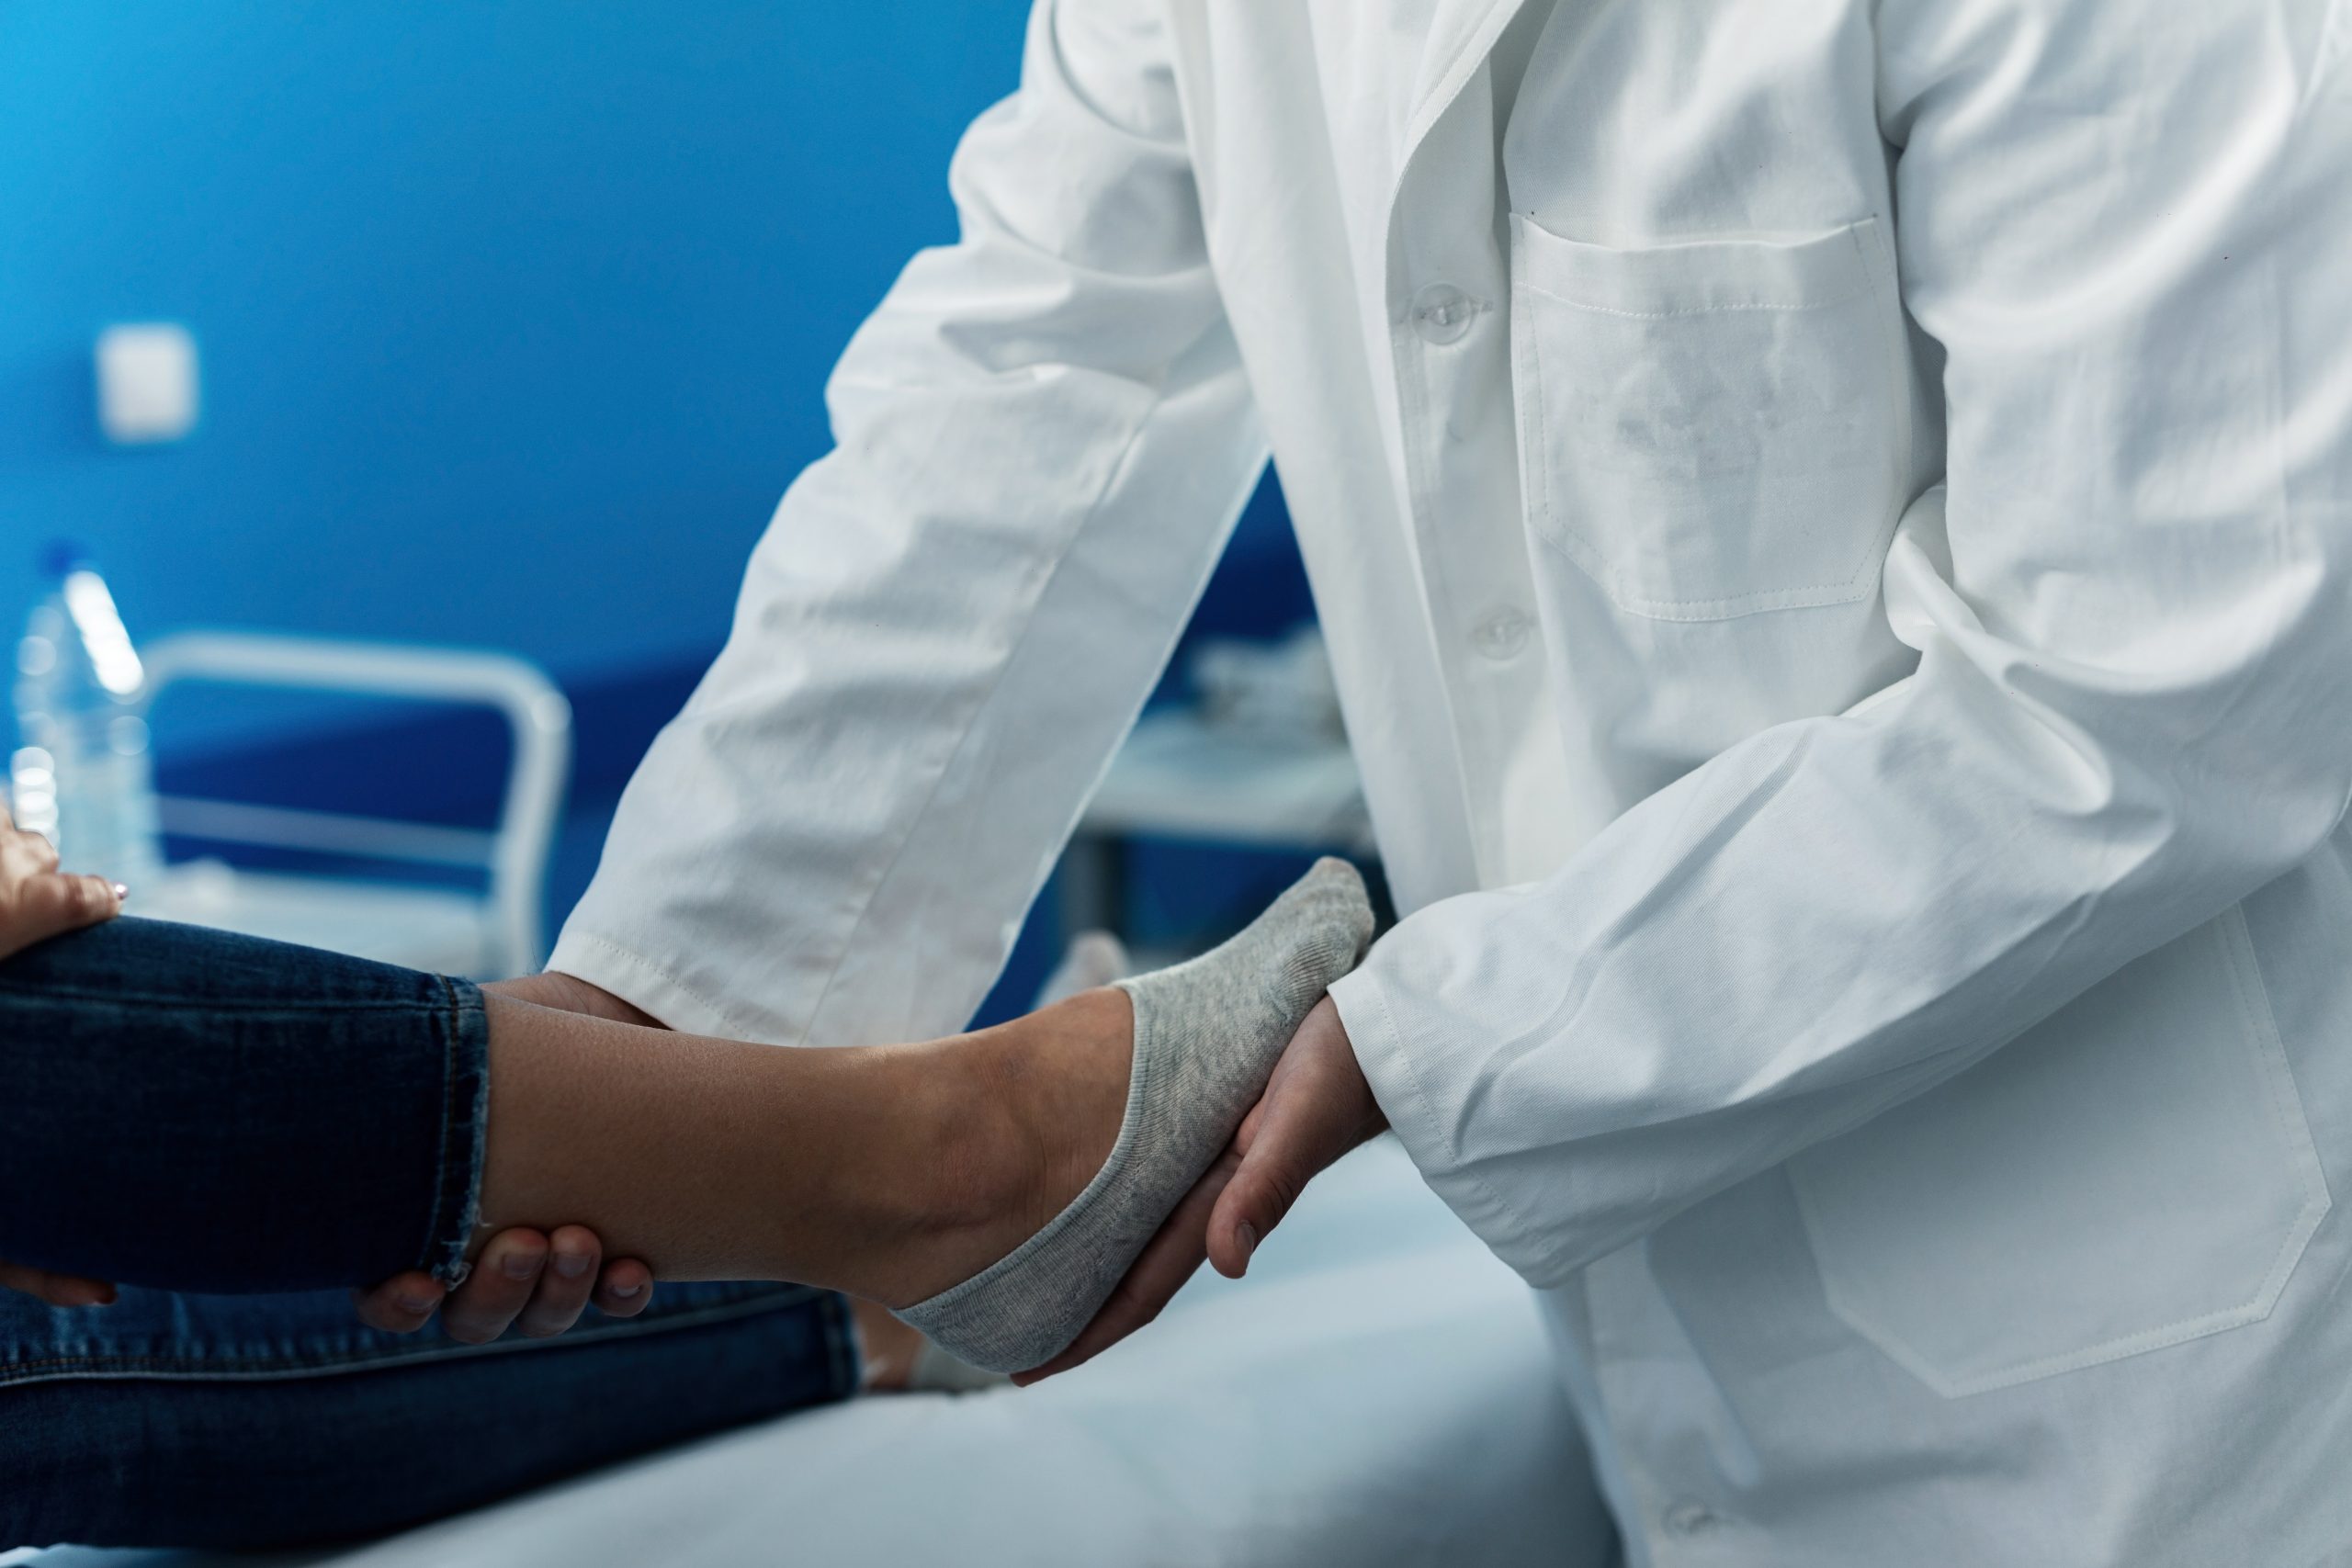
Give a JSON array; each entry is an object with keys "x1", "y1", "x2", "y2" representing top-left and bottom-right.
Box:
[
  {"x1": 550, "y1": 0, "x2": 1262, "y2": 1044},
  {"x1": 1330, "y1": 0, "x2": 2352, "y2": 1287}
]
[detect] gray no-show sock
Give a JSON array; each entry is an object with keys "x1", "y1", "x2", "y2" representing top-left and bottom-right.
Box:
[{"x1": 894, "y1": 857, "x2": 1375, "y2": 1374}]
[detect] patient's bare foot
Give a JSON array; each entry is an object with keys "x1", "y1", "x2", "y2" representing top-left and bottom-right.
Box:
[{"x1": 473, "y1": 861, "x2": 1364, "y2": 1372}]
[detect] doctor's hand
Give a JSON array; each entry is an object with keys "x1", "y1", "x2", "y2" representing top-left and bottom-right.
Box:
[
  {"x1": 352, "y1": 972, "x2": 665, "y2": 1339},
  {"x1": 0, "y1": 1258, "x2": 119, "y2": 1309},
  {"x1": 1014, "y1": 995, "x2": 1387, "y2": 1384},
  {"x1": 352, "y1": 1226, "x2": 657, "y2": 1341},
  {"x1": 484, "y1": 969, "x2": 666, "y2": 1028}
]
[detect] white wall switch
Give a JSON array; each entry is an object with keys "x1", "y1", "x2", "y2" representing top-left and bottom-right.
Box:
[{"x1": 96, "y1": 321, "x2": 200, "y2": 444}]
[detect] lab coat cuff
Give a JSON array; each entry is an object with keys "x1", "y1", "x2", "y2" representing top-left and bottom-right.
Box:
[
  {"x1": 546, "y1": 929, "x2": 749, "y2": 1040},
  {"x1": 1329, "y1": 966, "x2": 1552, "y2": 1283}
]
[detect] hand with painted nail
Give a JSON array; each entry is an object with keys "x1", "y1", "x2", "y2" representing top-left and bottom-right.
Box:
[
  {"x1": 351, "y1": 1225, "x2": 656, "y2": 1340},
  {"x1": 0, "y1": 801, "x2": 132, "y2": 1311},
  {"x1": 0, "y1": 797, "x2": 126, "y2": 964},
  {"x1": 348, "y1": 971, "x2": 664, "y2": 1338}
]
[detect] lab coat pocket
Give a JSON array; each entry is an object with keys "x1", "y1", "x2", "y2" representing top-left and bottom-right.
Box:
[
  {"x1": 1789, "y1": 907, "x2": 2331, "y2": 1398},
  {"x1": 1510, "y1": 216, "x2": 1909, "y2": 620}
]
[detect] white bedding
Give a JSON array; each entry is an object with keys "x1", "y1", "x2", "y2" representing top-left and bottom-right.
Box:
[{"x1": 26, "y1": 1140, "x2": 1615, "y2": 1567}]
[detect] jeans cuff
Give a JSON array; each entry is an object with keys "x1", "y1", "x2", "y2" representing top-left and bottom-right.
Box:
[{"x1": 424, "y1": 975, "x2": 492, "y2": 1288}]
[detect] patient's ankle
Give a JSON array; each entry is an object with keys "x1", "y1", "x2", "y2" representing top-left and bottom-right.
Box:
[
  {"x1": 892, "y1": 1040, "x2": 1031, "y2": 1237},
  {"x1": 811, "y1": 1040, "x2": 1029, "y2": 1306},
  {"x1": 843, "y1": 991, "x2": 1133, "y2": 1310},
  {"x1": 955, "y1": 989, "x2": 1135, "y2": 1240}
]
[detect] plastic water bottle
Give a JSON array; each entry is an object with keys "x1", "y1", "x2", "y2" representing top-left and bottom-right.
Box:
[{"x1": 11, "y1": 545, "x2": 163, "y2": 886}]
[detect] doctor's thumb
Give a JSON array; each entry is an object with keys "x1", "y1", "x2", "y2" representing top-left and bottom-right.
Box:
[
  {"x1": 1207, "y1": 1139, "x2": 1303, "y2": 1280},
  {"x1": 1206, "y1": 995, "x2": 1389, "y2": 1279},
  {"x1": 1209, "y1": 1071, "x2": 1363, "y2": 1280}
]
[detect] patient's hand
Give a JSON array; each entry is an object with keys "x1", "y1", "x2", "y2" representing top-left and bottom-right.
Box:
[
  {"x1": 0, "y1": 799, "x2": 123, "y2": 964},
  {"x1": 352, "y1": 971, "x2": 666, "y2": 1338},
  {"x1": 0, "y1": 807, "x2": 132, "y2": 1311},
  {"x1": 1015, "y1": 997, "x2": 1386, "y2": 1383}
]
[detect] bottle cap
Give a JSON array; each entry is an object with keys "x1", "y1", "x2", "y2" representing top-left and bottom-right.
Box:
[{"x1": 40, "y1": 540, "x2": 92, "y2": 580}]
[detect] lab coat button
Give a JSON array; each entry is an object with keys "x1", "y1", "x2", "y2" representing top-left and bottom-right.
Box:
[
  {"x1": 1662, "y1": 1502, "x2": 1722, "y2": 1539},
  {"x1": 1471, "y1": 606, "x2": 1531, "y2": 660},
  {"x1": 1409, "y1": 283, "x2": 1483, "y2": 344}
]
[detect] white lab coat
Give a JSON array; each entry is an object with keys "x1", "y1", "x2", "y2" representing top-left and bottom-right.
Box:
[{"x1": 556, "y1": 2, "x2": 2352, "y2": 1561}]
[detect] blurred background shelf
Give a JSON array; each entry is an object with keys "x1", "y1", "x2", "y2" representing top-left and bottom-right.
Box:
[
  {"x1": 1062, "y1": 709, "x2": 1372, "y2": 953},
  {"x1": 136, "y1": 863, "x2": 501, "y2": 979}
]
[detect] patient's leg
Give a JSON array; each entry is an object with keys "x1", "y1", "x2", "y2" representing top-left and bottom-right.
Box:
[
  {"x1": 1, "y1": 918, "x2": 503, "y2": 1294},
  {"x1": 472, "y1": 982, "x2": 1139, "y2": 1309},
  {"x1": 1, "y1": 1279, "x2": 857, "y2": 1551},
  {"x1": 0, "y1": 913, "x2": 1080, "y2": 1302},
  {"x1": 477, "y1": 859, "x2": 1374, "y2": 1361},
  {"x1": 0, "y1": 861, "x2": 1370, "y2": 1371}
]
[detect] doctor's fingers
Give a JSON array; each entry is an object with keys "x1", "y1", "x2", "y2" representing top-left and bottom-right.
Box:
[
  {"x1": 592, "y1": 1257, "x2": 654, "y2": 1318},
  {"x1": 352, "y1": 1247, "x2": 653, "y2": 1337},
  {"x1": 1205, "y1": 998, "x2": 1387, "y2": 1281},
  {"x1": 352, "y1": 1270, "x2": 447, "y2": 1335},
  {"x1": 439, "y1": 1228, "x2": 552, "y2": 1344},
  {"x1": 0, "y1": 1258, "x2": 118, "y2": 1309},
  {"x1": 1011, "y1": 1143, "x2": 1239, "y2": 1387},
  {"x1": 514, "y1": 1225, "x2": 606, "y2": 1337}
]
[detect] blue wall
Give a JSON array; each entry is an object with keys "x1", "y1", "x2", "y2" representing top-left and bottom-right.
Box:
[
  {"x1": 0, "y1": 0, "x2": 1038, "y2": 712},
  {"x1": 3, "y1": 2, "x2": 1327, "y2": 1013}
]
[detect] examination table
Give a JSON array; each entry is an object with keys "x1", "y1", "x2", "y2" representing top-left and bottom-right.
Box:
[{"x1": 18, "y1": 1140, "x2": 1614, "y2": 1567}]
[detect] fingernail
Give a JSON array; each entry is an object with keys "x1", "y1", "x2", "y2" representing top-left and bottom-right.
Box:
[
  {"x1": 73, "y1": 1284, "x2": 119, "y2": 1308},
  {"x1": 1236, "y1": 1223, "x2": 1258, "y2": 1263},
  {"x1": 111, "y1": 883, "x2": 130, "y2": 904},
  {"x1": 396, "y1": 1292, "x2": 439, "y2": 1314},
  {"x1": 551, "y1": 1251, "x2": 591, "y2": 1280},
  {"x1": 501, "y1": 1249, "x2": 541, "y2": 1280},
  {"x1": 607, "y1": 1281, "x2": 642, "y2": 1299}
]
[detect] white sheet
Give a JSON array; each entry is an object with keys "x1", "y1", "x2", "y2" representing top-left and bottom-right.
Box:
[{"x1": 27, "y1": 1141, "x2": 1615, "y2": 1567}]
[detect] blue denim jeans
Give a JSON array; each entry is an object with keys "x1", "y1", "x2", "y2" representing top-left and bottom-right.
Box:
[{"x1": 0, "y1": 919, "x2": 859, "y2": 1551}]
